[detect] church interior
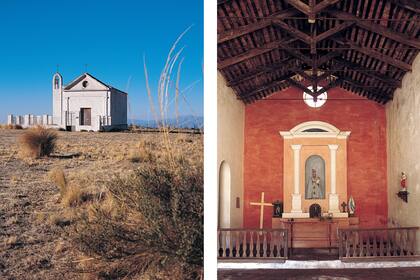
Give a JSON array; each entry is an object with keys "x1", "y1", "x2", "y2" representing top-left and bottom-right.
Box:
[{"x1": 217, "y1": 0, "x2": 420, "y2": 264}]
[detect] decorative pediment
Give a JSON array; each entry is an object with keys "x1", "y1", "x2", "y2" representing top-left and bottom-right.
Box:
[
  {"x1": 280, "y1": 121, "x2": 351, "y2": 140},
  {"x1": 64, "y1": 73, "x2": 110, "y2": 91}
]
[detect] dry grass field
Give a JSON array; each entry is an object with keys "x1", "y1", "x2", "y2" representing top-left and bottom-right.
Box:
[{"x1": 0, "y1": 129, "x2": 203, "y2": 279}]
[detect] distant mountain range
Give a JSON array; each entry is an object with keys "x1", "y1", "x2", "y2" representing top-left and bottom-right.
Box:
[{"x1": 129, "y1": 115, "x2": 203, "y2": 129}]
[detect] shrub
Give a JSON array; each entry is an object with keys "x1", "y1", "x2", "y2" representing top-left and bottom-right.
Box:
[
  {"x1": 1, "y1": 124, "x2": 23, "y2": 129},
  {"x1": 11, "y1": 124, "x2": 23, "y2": 129},
  {"x1": 19, "y1": 126, "x2": 58, "y2": 158},
  {"x1": 61, "y1": 186, "x2": 82, "y2": 207},
  {"x1": 48, "y1": 167, "x2": 67, "y2": 197},
  {"x1": 128, "y1": 141, "x2": 154, "y2": 163},
  {"x1": 75, "y1": 156, "x2": 203, "y2": 279}
]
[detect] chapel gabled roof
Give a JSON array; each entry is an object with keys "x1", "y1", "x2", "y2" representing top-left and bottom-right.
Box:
[
  {"x1": 64, "y1": 73, "x2": 128, "y2": 95},
  {"x1": 217, "y1": 0, "x2": 420, "y2": 104}
]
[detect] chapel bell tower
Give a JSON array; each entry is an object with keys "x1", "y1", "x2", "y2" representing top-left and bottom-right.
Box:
[{"x1": 52, "y1": 72, "x2": 63, "y2": 126}]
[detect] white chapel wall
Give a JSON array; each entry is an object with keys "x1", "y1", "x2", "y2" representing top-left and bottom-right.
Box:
[
  {"x1": 217, "y1": 72, "x2": 244, "y2": 228},
  {"x1": 110, "y1": 90, "x2": 128, "y2": 127},
  {"x1": 386, "y1": 53, "x2": 420, "y2": 252},
  {"x1": 63, "y1": 90, "x2": 107, "y2": 131}
]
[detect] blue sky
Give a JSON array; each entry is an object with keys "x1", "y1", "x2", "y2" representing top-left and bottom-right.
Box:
[{"x1": 0, "y1": 0, "x2": 203, "y2": 123}]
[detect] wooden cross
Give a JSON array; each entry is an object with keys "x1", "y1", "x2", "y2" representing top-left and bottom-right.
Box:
[{"x1": 250, "y1": 192, "x2": 272, "y2": 229}]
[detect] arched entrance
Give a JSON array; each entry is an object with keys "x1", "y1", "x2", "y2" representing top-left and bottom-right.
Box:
[{"x1": 219, "y1": 161, "x2": 231, "y2": 228}]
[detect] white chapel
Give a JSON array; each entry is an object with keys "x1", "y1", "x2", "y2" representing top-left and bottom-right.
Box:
[{"x1": 52, "y1": 72, "x2": 128, "y2": 132}]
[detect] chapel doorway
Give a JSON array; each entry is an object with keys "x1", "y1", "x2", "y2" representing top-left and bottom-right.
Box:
[
  {"x1": 80, "y1": 108, "x2": 91, "y2": 126},
  {"x1": 218, "y1": 161, "x2": 231, "y2": 228}
]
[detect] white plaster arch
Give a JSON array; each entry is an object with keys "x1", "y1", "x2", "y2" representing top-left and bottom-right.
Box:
[
  {"x1": 280, "y1": 121, "x2": 351, "y2": 139},
  {"x1": 291, "y1": 121, "x2": 339, "y2": 133},
  {"x1": 219, "y1": 160, "x2": 231, "y2": 228}
]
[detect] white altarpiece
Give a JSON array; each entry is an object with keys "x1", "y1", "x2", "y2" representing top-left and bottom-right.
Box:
[{"x1": 279, "y1": 121, "x2": 350, "y2": 218}]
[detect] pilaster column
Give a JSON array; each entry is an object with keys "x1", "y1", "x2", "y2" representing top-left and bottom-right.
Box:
[
  {"x1": 291, "y1": 145, "x2": 302, "y2": 213},
  {"x1": 328, "y1": 144, "x2": 340, "y2": 213}
]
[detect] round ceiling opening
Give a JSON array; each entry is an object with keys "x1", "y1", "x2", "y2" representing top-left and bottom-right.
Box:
[{"x1": 303, "y1": 86, "x2": 327, "y2": 108}]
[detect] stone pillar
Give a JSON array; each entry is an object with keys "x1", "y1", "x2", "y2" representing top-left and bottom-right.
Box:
[
  {"x1": 42, "y1": 114, "x2": 48, "y2": 126},
  {"x1": 29, "y1": 114, "x2": 34, "y2": 126},
  {"x1": 291, "y1": 144, "x2": 302, "y2": 213},
  {"x1": 24, "y1": 115, "x2": 30, "y2": 127},
  {"x1": 328, "y1": 144, "x2": 341, "y2": 214},
  {"x1": 36, "y1": 116, "x2": 42, "y2": 126},
  {"x1": 7, "y1": 114, "x2": 14, "y2": 125},
  {"x1": 283, "y1": 144, "x2": 309, "y2": 218}
]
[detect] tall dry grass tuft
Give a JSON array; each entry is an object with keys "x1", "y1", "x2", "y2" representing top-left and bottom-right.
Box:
[
  {"x1": 48, "y1": 167, "x2": 67, "y2": 197},
  {"x1": 143, "y1": 26, "x2": 198, "y2": 167},
  {"x1": 19, "y1": 126, "x2": 58, "y2": 158},
  {"x1": 61, "y1": 185, "x2": 85, "y2": 207}
]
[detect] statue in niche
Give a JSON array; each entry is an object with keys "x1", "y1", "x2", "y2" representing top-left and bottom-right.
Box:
[{"x1": 305, "y1": 155, "x2": 325, "y2": 199}]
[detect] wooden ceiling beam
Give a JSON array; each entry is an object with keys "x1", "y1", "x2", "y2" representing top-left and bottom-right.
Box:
[
  {"x1": 339, "y1": 76, "x2": 392, "y2": 101},
  {"x1": 218, "y1": 40, "x2": 283, "y2": 69},
  {"x1": 318, "y1": 78, "x2": 341, "y2": 94},
  {"x1": 284, "y1": 0, "x2": 310, "y2": 15},
  {"x1": 295, "y1": 69, "x2": 314, "y2": 82},
  {"x1": 332, "y1": 58, "x2": 402, "y2": 87},
  {"x1": 314, "y1": 21, "x2": 355, "y2": 43},
  {"x1": 217, "y1": 0, "x2": 231, "y2": 5},
  {"x1": 328, "y1": 9, "x2": 420, "y2": 49},
  {"x1": 316, "y1": 59, "x2": 399, "y2": 88},
  {"x1": 272, "y1": 19, "x2": 312, "y2": 44},
  {"x1": 227, "y1": 58, "x2": 295, "y2": 87},
  {"x1": 388, "y1": 0, "x2": 420, "y2": 14},
  {"x1": 277, "y1": 41, "x2": 313, "y2": 65},
  {"x1": 218, "y1": 8, "x2": 297, "y2": 43},
  {"x1": 286, "y1": 78, "x2": 316, "y2": 96},
  {"x1": 316, "y1": 50, "x2": 344, "y2": 67},
  {"x1": 313, "y1": 0, "x2": 341, "y2": 14},
  {"x1": 334, "y1": 38, "x2": 412, "y2": 71},
  {"x1": 284, "y1": 0, "x2": 340, "y2": 17},
  {"x1": 241, "y1": 72, "x2": 297, "y2": 99}
]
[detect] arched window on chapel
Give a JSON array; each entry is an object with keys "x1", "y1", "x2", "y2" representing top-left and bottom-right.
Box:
[{"x1": 54, "y1": 76, "x2": 60, "y2": 89}]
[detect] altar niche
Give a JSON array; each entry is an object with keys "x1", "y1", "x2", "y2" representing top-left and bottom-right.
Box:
[
  {"x1": 280, "y1": 121, "x2": 350, "y2": 218},
  {"x1": 305, "y1": 155, "x2": 325, "y2": 200}
]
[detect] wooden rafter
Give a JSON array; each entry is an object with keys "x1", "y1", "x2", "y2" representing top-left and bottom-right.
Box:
[
  {"x1": 286, "y1": 78, "x2": 315, "y2": 96},
  {"x1": 218, "y1": 38, "x2": 296, "y2": 69},
  {"x1": 284, "y1": 0, "x2": 341, "y2": 21},
  {"x1": 272, "y1": 20, "x2": 312, "y2": 44},
  {"x1": 218, "y1": 8, "x2": 297, "y2": 43},
  {"x1": 242, "y1": 72, "x2": 296, "y2": 99},
  {"x1": 328, "y1": 9, "x2": 420, "y2": 49},
  {"x1": 331, "y1": 58, "x2": 402, "y2": 87},
  {"x1": 388, "y1": 0, "x2": 420, "y2": 14},
  {"x1": 277, "y1": 41, "x2": 313, "y2": 65},
  {"x1": 334, "y1": 38, "x2": 412, "y2": 71},
  {"x1": 314, "y1": 21, "x2": 355, "y2": 43},
  {"x1": 338, "y1": 76, "x2": 392, "y2": 102},
  {"x1": 284, "y1": 0, "x2": 312, "y2": 15},
  {"x1": 226, "y1": 58, "x2": 295, "y2": 87}
]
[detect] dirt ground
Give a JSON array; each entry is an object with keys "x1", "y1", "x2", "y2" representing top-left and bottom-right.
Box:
[{"x1": 0, "y1": 129, "x2": 202, "y2": 280}]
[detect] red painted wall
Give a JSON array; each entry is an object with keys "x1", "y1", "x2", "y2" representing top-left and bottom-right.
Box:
[{"x1": 243, "y1": 87, "x2": 387, "y2": 228}]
